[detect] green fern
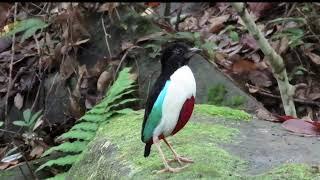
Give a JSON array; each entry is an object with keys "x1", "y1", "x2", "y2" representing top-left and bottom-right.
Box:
[
  {"x1": 37, "y1": 67, "x2": 137, "y2": 176},
  {"x1": 57, "y1": 130, "x2": 95, "y2": 141},
  {"x1": 71, "y1": 122, "x2": 98, "y2": 131},
  {"x1": 37, "y1": 154, "x2": 81, "y2": 171},
  {"x1": 41, "y1": 141, "x2": 87, "y2": 157}
]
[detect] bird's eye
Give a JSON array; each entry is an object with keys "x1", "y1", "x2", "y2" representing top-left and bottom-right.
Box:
[{"x1": 173, "y1": 48, "x2": 183, "y2": 55}]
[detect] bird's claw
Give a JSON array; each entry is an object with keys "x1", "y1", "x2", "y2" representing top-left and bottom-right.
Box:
[
  {"x1": 156, "y1": 164, "x2": 189, "y2": 174},
  {"x1": 168, "y1": 156, "x2": 194, "y2": 165}
]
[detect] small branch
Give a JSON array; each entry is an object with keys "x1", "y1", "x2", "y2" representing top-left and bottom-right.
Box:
[
  {"x1": 164, "y1": 3, "x2": 171, "y2": 23},
  {"x1": 175, "y1": 4, "x2": 183, "y2": 31},
  {"x1": 256, "y1": 90, "x2": 320, "y2": 107},
  {"x1": 101, "y1": 17, "x2": 113, "y2": 59},
  {"x1": 5, "y1": 3, "x2": 18, "y2": 128},
  {"x1": 231, "y1": 3, "x2": 297, "y2": 117}
]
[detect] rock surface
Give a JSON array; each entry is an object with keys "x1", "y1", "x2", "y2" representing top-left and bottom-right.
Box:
[{"x1": 67, "y1": 104, "x2": 320, "y2": 180}]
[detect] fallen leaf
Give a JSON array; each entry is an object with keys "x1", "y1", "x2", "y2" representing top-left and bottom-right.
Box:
[
  {"x1": 145, "y1": 2, "x2": 160, "y2": 8},
  {"x1": 199, "y1": 10, "x2": 210, "y2": 27},
  {"x1": 231, "y1": 59, "x2": 257, "y2": 74},
  {"x1": 98, "y1": 3, "x2": 119, "y2": 12},
  {"x1": 97, "y1": 70, "x2": 112, "y2": 92},
  {"x1": 14, "y1": 93, "x2": 24, "y2": 110},
  {"x1": 279, "y1": 36, "x2": 289, "y2": 54},
  {"x1": 309, "y1": 93, "x2": 320, "y2": 100},
  {"x1": 246, "y1": 83, "x2": 260, "y2": 93},
  {"x1": 306, "y1": 52, "x2": 320, "y2": 65},
  {"x1": 0, "y1": 37, "x2": 12, "y2": 53},
  {"x1": 0, "y1": 160, "x2": 18, "y2": 170},
  {"x1": 240, "y1": 34, "x2": 259, "y2": 50},
  {"x1": 179, "y1": 16, "x2": 198, "y2": 31},
  {"x1": 74, "y1": 38, "x2": 90, "y2": 46},
  {"x1": 33, "y1": 117, "x2": 43, "y2": 131},
  {"x1": 256, "y1": 108, "x2": 278, "y2": 122},
  {"x1": 248, "y1": 3, "x2": 274, "y2": 18},
  {"x1": 248, "y1": 70, "x2": 273, "y2": 87},
  {"x1": 121, "y1": 41, "x2": 134, "y2": 52},
  {"x1": 0, "y1": 3, "x2": 11, "y2": 28},
  {"x1": 282, "y1": 119, "x2": 320, "y2": 136},
  {"x1": 136, "y1": 32, "x2": 165, "y2": 44},
  {"x1": 208, "y1": 15, "x2": 230, "y2": 33},
  {"x1": 1, "y1": 153, "x2": 22, "y2": 163},
  {"x1": 30, "y1": 145, "x2": 44, "y2": 158}
]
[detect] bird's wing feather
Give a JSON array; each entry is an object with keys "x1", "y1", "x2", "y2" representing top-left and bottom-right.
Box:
[{"x1": 141, "y1": 80, "x2": 170, "y2": 142}]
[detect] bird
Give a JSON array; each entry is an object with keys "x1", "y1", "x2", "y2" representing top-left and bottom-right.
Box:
[{"x1": 141, "y1": 42, "x2": 201, "y2": 173}]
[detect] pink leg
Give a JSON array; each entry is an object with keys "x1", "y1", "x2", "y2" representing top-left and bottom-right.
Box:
[{"x1": 163, "y1": 138, "x2": 194, "y2": 165}]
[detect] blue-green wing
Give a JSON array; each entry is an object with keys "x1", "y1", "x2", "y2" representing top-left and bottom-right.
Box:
[{"x1": 142, "y1": 81, "x2": 170, "y2": 142}]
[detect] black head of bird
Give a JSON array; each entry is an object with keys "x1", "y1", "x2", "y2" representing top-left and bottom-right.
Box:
[{"x1": 160, "y1": 42, "x2": 201, "y2": 74}]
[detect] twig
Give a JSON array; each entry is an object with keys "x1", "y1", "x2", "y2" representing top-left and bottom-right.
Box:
[
  {"x1": 33, "y1": 34, "x2": 41, "y2": 56},
  {"x1": 18, "y1": 166, "x2": 28, "y2": 180},
  {"x1": 14, "y1": 143, "x2": 37, "y2": 180},
  {"x1": 101, "y1": 17, "x2": 113, "y2": 59},
  {"x1": 296, "y1": 7, "x2": 320, "y2": 44},
  {"x1": 256, "y1": 89, "x2": 320, "y2": 107},
  {"x1": 175, "y1": 4, "x2": 183, "y2": 31},
  {"x1": 113, "y1": 50, "x2": 129, "y2": 82},
  {"x1": 164, "y1": 3, "x2": 171, "y2": 23},
  {"x1": 5, "y1": 3, "x2": 18, "y2": 128}
]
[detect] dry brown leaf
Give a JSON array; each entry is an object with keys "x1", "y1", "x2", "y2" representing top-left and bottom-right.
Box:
[
  {"x1": 279, "y1": 36, "x2": 289, "y2": 54},
  {"x1": 60, "y1": 55, "x2": 78, "y2": 80},
  {"x1": 199, "y1": 10, "x2": 210, "y2": 27},
  {"x1": 74, "y1": 38, "x2": 90, "y2": 46},
  {"x1": 136, "y1": 32, "x2": 165, "y2": 44},
  {"x1": 97, "y1": 71, "x2": 112, "y2": 93},
  {"x1": 98, "y1": 3, "x2": 119, "y2": 13},
  {"x1": 256, "y1": 108, "x2": 278, "y2": 122},
  {"x1": 248, "y1": 3, "x2": 274, "y2": 18},
  {"x1": 14, "y1": 93, "x2": 23, "y2": 110},
  {"x1": 248, "y1": 70, "x2": 272, "y2": 87},
  {"x1": 0, "y1": 3, "x2": 11, "y2": 28},
  {"x1": 306, "y1": 52, "x2": 320, "y2": 65},
  {"x1": 309, "y1": 93, "x2": 320, "y2": 100},
  {"x1": 240, "y1": 34, "x2": 259, "y2": 50},
  {"x1": 208, "y1": 15, "x2": 230, "y2": 33},
  {"x1": 0, "y1": 160, "x2": 18, "y2": 170},
  {"x1": 30, "y1": 145, "x2": 44, "y2": 158},
  {"x1": 179, "y1": 17, "x2": 198, "y2": 31},
  {"x1": 0, "y1": 37, "x2": 12, "y2": 53},
  {"x1": 231, "y1": 59, "x2": 257, "y2": 74},
  {"x1": 246, "y1": 83, "x2": 259, "y2": 93},
  {"x1": 121, "y1": 41, "x2": 134, "y2": 52}
]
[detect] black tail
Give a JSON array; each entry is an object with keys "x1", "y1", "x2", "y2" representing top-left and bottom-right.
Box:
[{"x1": 144, "y1": 142, "x2": 152, "y2": 157}]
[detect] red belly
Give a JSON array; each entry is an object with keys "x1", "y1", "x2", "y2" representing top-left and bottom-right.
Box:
[{"x1": 171, "y1": 96, "x2": 195, "y2": 135}]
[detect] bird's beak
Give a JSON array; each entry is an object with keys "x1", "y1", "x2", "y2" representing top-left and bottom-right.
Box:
[
  {"x1": 188, "y1": 47, "x2": 202, "y2": 54},
  {"x1": 184, "y1": 47, "x2": 202, "y2": 59}
]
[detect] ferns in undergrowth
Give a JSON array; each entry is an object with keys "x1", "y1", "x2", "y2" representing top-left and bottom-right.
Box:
[{"x1": 36, "y1": 67, "x2": 137, "y2": 178}]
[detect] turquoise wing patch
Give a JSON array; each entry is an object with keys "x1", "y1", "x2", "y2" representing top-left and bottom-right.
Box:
[{"x1": 143, "y1": 80, "x2": 171, "y2": 142}]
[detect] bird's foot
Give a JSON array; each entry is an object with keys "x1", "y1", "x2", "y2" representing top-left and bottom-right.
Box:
[
  {"x1": 168, "y1": 155, "x2": 194, "y2": 165},
  {"x1": 156, "y1": 164, "x2": 189, "y2": 174}
]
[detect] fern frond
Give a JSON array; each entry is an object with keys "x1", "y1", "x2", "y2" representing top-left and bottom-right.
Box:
[
  {"x1": 112, "y1": 98, "x2": 138, "y2": 108},
  {"x1": 71, "y1": 122, "x2": 98, "y2": 131},
  {"x1": 57, "y1": 130, "x2": 95, "y2": 141},
  {"x1": 79, "y1": 114, "x2": 104, "y2": 122},
  {"x1": 41, "y1": 141, "x2": 88, "y2": 157},
  {"x1": 115, "y1": 108, "x2": 139, "y2": 115},
  {"x1": 36, "y1": 154, "x2": 80, "y2": 172}
]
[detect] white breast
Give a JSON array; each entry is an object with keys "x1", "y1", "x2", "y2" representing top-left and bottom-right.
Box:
[{"x1": 153, "y1": 65, "x2": 196, "y2": 137}]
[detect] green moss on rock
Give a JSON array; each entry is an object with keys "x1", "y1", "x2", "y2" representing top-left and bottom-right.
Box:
[
  {"x1": 255, "y1": 164, "x2": 320, "y2": 180},
  {"x1": 194, "y1": 104, "x2": 251, "y2": 121},
  {"x1": 68, "y1": 104, "x2": 319, "y2": 179}
]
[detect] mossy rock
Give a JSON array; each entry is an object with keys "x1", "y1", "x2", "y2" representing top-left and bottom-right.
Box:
[{"x1": 67, "y1": 104, "x2": 320, "y2": 180}]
